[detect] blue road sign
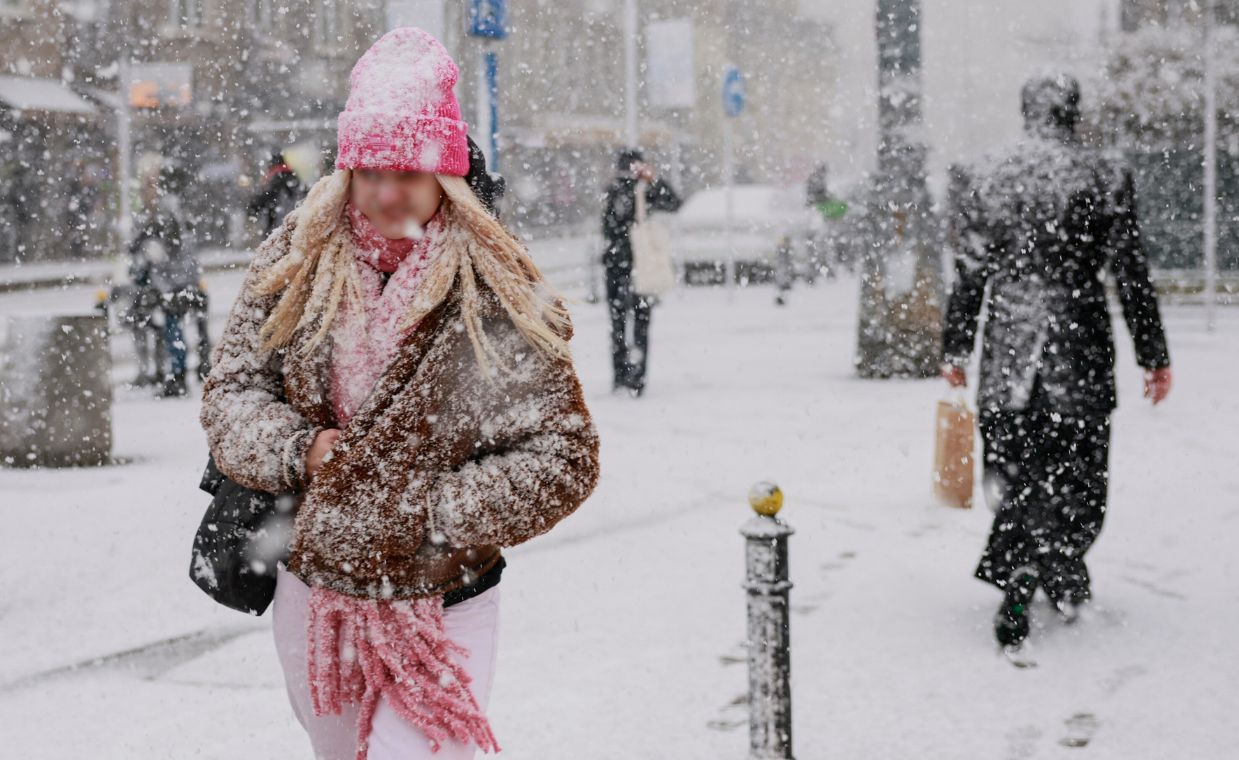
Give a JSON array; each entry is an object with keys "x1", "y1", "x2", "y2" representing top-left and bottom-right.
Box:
[
  {"x1": 722, "y1": 66, "x2": 745, "y2": 117},
  {"x1": 469, "y1": 0, "x2": 507, "y2": 39}
]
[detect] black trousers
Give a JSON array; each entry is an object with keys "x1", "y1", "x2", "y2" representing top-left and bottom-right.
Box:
[
  {"x1": 975, "y1": 407, "x2": 1112, "y2": 601},
  {"x1": 604, "y1": 262, "x2": 652, "y2": 389}
]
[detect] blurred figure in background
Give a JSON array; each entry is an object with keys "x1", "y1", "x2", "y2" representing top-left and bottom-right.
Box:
[
  {"x1": 129, "y1": 164, "x2": 203, "y2": 397},
  {"x1": 774, "y1": 235, "x2": 794, "y2": 306},
  {"x1": 119, "y1": 238, "x2": 163, "y2": 388},
  {"x1": 247, "y1": 151, "x2": 305, "y2": 237},
  {"x1": 805, "y1": 160, "x2": 850, "y2": 276},
  {"x1": 65, "y1": 158, "x2": 103, "y2": 256},
  {"x1": 601, "y1": 148, "x2": 682, "y2": 397},
  {"x1": 465, "y1": 135, "x2": 506, "y2": 217}
]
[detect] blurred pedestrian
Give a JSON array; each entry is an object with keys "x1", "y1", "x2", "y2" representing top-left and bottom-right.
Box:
[
  {"x1": 601, "y1": 148, "x2": 682, "y2": 396},
  {"x1": 774, "y1": 235, "x2": 794, "y2": 306},
  {"x1": 130, "y1": 165, "x2": 202, "y2": 397},
  {"x1": 248, "y1": 151, "x2": 305, "y2": 236},
  {"x1": 805, "y1": 161, "x2": 849, "y2": 277}
]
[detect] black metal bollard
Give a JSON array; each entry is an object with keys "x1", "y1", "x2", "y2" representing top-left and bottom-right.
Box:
[{"x1": 741, "y1": 481, "x2": 795, "y2": 760}]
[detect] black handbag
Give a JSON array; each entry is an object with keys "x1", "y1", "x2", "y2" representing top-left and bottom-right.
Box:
[{"x1": 188, "y1": 455, "x2": 294, "y2": 615}]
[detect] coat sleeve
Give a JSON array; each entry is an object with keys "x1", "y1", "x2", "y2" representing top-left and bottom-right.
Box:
[
  {"x1": 646, "y1": 177, "x2": 683, "y2": 213},
  {"x1": 1108, "y1": 169, "x2": 1170, "y2": 370},
  {"x1": 198, "y1": 222, "x2": 323, "y2": 494},
  {"x1": 247, "y1": 180, "x2": 277, "y2": 216},
  {"x1": 942, "y1": 167, "x2": 994, "y2": 367},
  {"x1": 425, "y1": 327, "x2": 601, "y2": 549},
  {"x1": 601, "y1": 181, "x2": 633, "y2": 242}
]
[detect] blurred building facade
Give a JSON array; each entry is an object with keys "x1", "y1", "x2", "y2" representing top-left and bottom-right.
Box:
[
  {"x1": 450, "y1": 0, "x2": 839, "y2": 231},
  {"x1": 0, "y1": 0, "x2": 108, "y2": 263},
  {"x1": 1, "y1": 0, "x2": 838, "y2": 261},
  {"x1": 1, "y1": 0, "x2": 385, "y2": 262},
  {"x1": 1121, "y1": 0, "x2": 1239, "y2": 30}
]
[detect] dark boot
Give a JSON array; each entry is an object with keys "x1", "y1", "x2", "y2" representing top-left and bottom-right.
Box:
[
  {"x1": 1051, "y1": 585, "x2": 1091, "y2": 623},
  {"x1": 994, "y1": 568, "x2": 1038, "y2": 647},
  {"x1": 611, "y1": 370, "x2": 631, "y2": 395},
  {"x1": 1043, "y1": 559, "x2": 1092, "y2": 623},
  {"x1": 158, "y1": 369, "x2": 189, "y2": 398}
]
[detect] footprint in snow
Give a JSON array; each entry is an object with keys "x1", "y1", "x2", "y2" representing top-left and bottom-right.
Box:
[{"x1": 1059, "y1": 712, "x2": 1100, "y2": 748}]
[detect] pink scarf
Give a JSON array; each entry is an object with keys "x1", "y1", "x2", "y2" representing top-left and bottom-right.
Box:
[
  {"x1": 306, "y1": 203, "x2": 500, "y2": 759},
  {"x1": 345, "y1": 201, "x2": 418, "y2": 274},
  {"x1": 329, "y1": 202, "x2": 445, "y2": 424}
]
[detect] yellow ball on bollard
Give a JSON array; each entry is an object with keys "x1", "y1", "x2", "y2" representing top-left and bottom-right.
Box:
[{"x1": 748, "y1": 481, "x2": 784, "y2": 517}]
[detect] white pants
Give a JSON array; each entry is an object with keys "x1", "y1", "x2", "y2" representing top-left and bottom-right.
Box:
[{"x1": 272, "y1": 565, "x2": 501, "y2": 760}]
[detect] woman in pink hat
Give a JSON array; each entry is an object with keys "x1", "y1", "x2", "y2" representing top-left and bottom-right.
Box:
[{"x1": 200, "y1": 28, "x2": 600, "y2": 760}]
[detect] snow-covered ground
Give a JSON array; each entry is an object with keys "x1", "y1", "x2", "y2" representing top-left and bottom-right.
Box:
[{"x1": 1, "y1": 249, "x2": 1236, "y2": 759}]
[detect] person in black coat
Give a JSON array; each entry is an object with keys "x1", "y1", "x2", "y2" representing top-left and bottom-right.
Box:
[
  {"x1": 942, "y1": 74, "x2": 1173, "y2": 650},
  {"x1": 129, "y1": 179, "x2": 203, "y2": 398},
  {"x1": 464, "y1": 135, "x2": 505, "y2": 217},
  {"x1": 601, "y1": 148, "x2": 682, "y2": 396},
  {"x1": 247, "y1": 151, "x2": 306, "y2": 236}
]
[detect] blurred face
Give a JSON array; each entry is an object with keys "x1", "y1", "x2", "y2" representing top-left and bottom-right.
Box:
[{"x1": 350, "y1": 169, "x2": 443, "y2": 238}]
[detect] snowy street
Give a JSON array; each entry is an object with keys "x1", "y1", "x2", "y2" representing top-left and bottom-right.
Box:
[{"x1": 2, "y1": 255, "x2": 1236, "y2": 759}]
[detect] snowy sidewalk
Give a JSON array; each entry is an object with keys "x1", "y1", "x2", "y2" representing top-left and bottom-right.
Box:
[
  {"x1": 1, "y1": 276, "x2": 1236, "y2": 759},
  {"x1": 0, "y1": 232, "x2": 597, "y2": 294}
]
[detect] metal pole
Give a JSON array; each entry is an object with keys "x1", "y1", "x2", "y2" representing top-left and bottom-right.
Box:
[
  {"x1": 485, "y1": 48, "x2": 500, "y2": 174},
  {"x1": 475, "y1": 43, "x2": 494, "y2": 170},
  {"x1": 623, "y1": 0, "x2": 639, "y2": 146},
  {"x1": 117, "y1": 58, "x2": 133, "y2": 249},
  {"x1": 740, "y1": 482, "x2": 795, "y2": 760},
  {"x1": 724, "y1": 115, "x2": 735, "y2": 287},
  {"x1": 1203, "y1": 0, "x2": 1218, "y2": 332}
]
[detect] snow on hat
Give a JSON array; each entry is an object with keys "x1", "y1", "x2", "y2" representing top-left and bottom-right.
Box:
[{"x1": 335, "y1": 28, "x2": 469, "y2": 176}]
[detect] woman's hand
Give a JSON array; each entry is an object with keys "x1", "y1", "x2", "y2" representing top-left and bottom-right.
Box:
[{"x1": 305, "y1": 428, "x2": 341, "y2": 482}]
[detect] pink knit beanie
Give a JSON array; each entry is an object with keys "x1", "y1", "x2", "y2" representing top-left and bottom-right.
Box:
[{"x1": 335, "y1": 28, "x2": 470, "y2": 176}]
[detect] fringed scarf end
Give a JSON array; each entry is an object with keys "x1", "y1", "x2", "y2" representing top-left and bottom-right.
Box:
[{"x1": 305, "y1": 585, "x2": 500, "y2": 759}]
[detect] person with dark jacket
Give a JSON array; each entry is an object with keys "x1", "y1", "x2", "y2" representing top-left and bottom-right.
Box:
[
  {"x1": 942, "y1": 74, "x2": 1173, "y2": 651},
  {"x1": 129, "y1": 175, "x2": 202, "y2": 398},
  {"x1": 248, "y1": 151, "x2": 306, "y2": 236},
  {"x1": 464, "y1": 135, "x2": 505, "y2": 216},
  {"x1": 601, "y1": 148, "x2": 682, "y2": 396}
]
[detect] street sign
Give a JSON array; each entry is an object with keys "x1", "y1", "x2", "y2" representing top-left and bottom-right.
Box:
[
  {"x1": 647, "y1": 18, "x2": 696, "y2": 109},
  {"x1": 722, "y1": 65, "x2": 744, "y2": 117},
  {"x1": 128, "y1": 63, "x2": 193, "y2": 109},
  {"x1": 469, "y1": 0, "x2": 507, "y2": 39}
]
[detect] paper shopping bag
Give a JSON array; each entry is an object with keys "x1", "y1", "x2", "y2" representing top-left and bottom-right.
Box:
[{"x1": 933, "y1": 398, "x2": 975, "y2": 509}]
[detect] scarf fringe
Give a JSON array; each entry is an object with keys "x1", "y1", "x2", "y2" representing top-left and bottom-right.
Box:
[{"x1": 306, "y1": 586, "x2": 500, "y2": 760}]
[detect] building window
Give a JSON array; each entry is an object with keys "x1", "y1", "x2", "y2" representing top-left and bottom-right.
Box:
[
  {"x1": 247, "y1": 0, "x2": 275, "y2": 28},
  {"x1": 1219, "y1": 0, "x2": 1239, "y2": 25},
  {"x1": 0, "y1": 0, "x2": 34, "y2": 17},
  {"x1": 312, "y1": 0, "x2": 348, "y2": 48},
  {"x1": 168, "y1": 0, "x2": 205, "y2": 29}
]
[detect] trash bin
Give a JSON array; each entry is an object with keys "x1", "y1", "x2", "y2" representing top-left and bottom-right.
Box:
[{"x1": 0, "y1": 314, "x2": 113, "y2": 467}]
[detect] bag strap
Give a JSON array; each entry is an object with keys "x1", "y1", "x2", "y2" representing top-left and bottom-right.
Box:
[{"x1": 634, "y1": 181, "x2": 648, "y2": 224}]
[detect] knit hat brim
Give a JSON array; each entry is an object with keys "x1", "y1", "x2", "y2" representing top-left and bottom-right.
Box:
[{"x1": 336, "y1": 112, "x2": 470, "y2": 176}]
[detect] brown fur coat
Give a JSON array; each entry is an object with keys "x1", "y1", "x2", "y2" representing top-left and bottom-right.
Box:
[{"x1": 199, "y1": 219, "x2": 600, "y2": 600}]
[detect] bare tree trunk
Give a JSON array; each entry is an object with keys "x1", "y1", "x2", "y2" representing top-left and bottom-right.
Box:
[{"x1": 855, "y1": 0, "x2": 943, "y2": 379}]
